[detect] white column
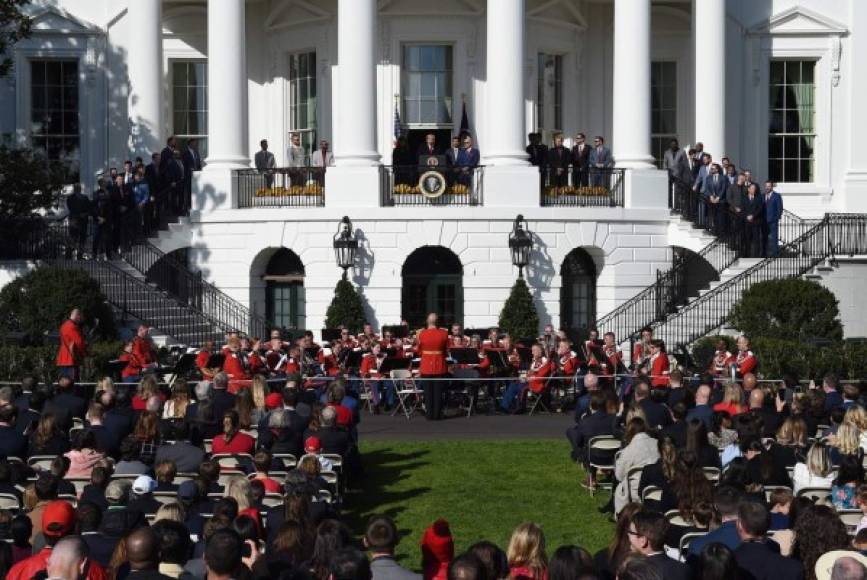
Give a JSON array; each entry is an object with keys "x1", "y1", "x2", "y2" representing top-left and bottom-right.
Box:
[
  {"x1": 127, "y1": 0, "x2": 163, "y2": 158},
  {"x1": 484, "y1": 0, "x2": 528, "y2": 165},
  {"x1": 612, "y1": 0, "x2": 654, "y2": 169},
  {"x1": 204, "y1": 0, "x2": 249, "y2": 168},
  {"x1": 694, "y1": 0, "x2": 726, "y2": 158},
  {"x1": 334, "y1": 0, "x2": 380, "y2": 166}
]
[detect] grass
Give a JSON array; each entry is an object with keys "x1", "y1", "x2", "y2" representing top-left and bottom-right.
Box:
[{"x1": 344, "y1": 439, "x2": 615, "y2": 569}]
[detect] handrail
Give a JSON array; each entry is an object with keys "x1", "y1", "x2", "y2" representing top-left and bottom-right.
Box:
[
  {"x1": 653, "y1": 214, "x2": 867, "y2": 348},
  {"x1": 119, "y1": 238, "x2": 270, "y2": 339}
]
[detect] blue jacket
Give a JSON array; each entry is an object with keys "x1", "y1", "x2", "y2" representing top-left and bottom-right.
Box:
[
  {"x1": 457, "y1": 147, "x2": 480, "y2": 167},
  {"x1": 688, "y1": 520, "x2": 740, "y2": 556},
  {"x1": 764, "y1": 191, "x2": 783, "y2": 224},
  {"x1": 133, "y1": 181, "x2": 150, "y2": 206},
  {"x1": 702, "y1": 174, "x2": 728, "y2": 200},
  {"x1": 589, "y1": 146, "x2": 613, "y2": 168},
  {"x1": 693, "y1": 164, "x2": 711, "y2": 192}
]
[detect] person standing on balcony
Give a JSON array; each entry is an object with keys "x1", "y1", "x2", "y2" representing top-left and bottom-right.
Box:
[
  {"x1": 287, "y1": 132, "x2": 306, "y2": 186},
  {"x1": 56, "y1": 309, "x2": 86, "y2": 382},
  {"x1": 456, "y1": 134, "x2": 480, "y2": 188},
  {"x1": 254, "y1": 139, "x2": 276, "y2": 190},
  {"x1": 547, "y1": 133, "x2": 570, "y2": 188},
  {"x1": 588, "y1": 136, "x2": 612, "y2": 188},
  {"x1": 65, "y1": 184, "x2": 91, "y2": 260},
  {"x1": 144, "y1": 152, "x2": 161, "y2": 233},
  {"x1": 727, "y1": 172, "x2": 747, "y2": 247},
  {"x1": 763, "y1": 181, "x2": 784, "y2": 257},
  {"x1": 571, "y1": 133, "x2": 590, "y2": 188},
  {"x1": 417, "y1": 313, "x2": 449, "y2": 421},
  {"x1": 663, "y1": 139, "x2": 689, "y2": 186},
  {"x1": 703, "y1": 163, "x2": 728, "y2": 235},
  {"x1": 181, "y1": 138, "x2": 203, "y2": 215},
  {"x1": 311, "y1": 139, "x2": 334, "y2": 186},
  {"x1": 416, "y1": 132, "x2": 439, "y2": 163},
  {"x1": 742, "y1": 183, "x2": 765, "y2": 258},
  {"x1": 445, "y1": 135, "x2": 462, "y2": 187},
  {"x1": 692, "y1": 153, "x2": 713, "y2": 226},
  {"x1": 393, "y1": 136, "x2": 415, "y2": 187}
]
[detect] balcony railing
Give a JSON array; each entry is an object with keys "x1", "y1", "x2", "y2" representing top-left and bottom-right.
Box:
[
  {"x1": 235, "y1": 168, "x2": 326, "y2": 208},
  {"x1": 380, "y1": 165, "x2": 484, "y2": 206},
  {"x1": 539, "y1": 167, "x2": 625, "y2": 207}
]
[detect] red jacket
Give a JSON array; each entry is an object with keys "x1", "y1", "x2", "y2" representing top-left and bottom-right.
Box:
[
  {"x1": 726, "y1": 350, "x2": 757, "y2": 377},
  {"x1": 360, "y1": 353, "x2": 383, "y2": 378},
  {"x1": 56, "y1": 319, "x2": 86, "y2": 366},
  {"x1": 211, "y1": 431, "x2": 255, "y2": 455},
  {"x1": 222, "y1": 348, "x2": 249, "y2": 379},
  {"x1": 602, "y1": 345, "x2": 623, "y2": 376},
  {"x1": 328, "y1": 403, "x2": 353, "y2": 427},
  {"x1": 7, "y1": 548, "x2": 106, "y2": 580},
  {"x1": 558, "y1": 352, "x2": 580, "y2": 377},
  {"x1": 527, "y1": 357, "x2": 554, "y2": 394},
  {"x1": 196, "y1": 350, "x2": 217, "y2": 379},
  {"x1": 132, "y1": 336, "x2": 157, "y2": 365},
  {"x1": 417, "y1": 328, "x2": 449, "y2": 376},
  {"x1": 649, "y1": 353, "x2": 670, "y2": 387},
  {"x1": 119, "y1": 352, "x2": 144, "y2": 379}
]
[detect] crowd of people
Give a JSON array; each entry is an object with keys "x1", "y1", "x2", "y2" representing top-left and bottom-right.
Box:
[{"x1": 64, "y1": 136, "x2": 203, "y2": 261}]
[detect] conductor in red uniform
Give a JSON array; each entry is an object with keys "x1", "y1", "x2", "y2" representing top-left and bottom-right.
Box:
[
  {"x1": 417, "y1": 312, "x2": 450, "y2": 421},
  {"x1": 56, "y1": 308, "x2": 86, "y2": 380}
]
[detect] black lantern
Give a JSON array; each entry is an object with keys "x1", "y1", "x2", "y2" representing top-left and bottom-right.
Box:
[
  {"x1": 332, "y1": 216, "x2": 357, "y2": 279},
  {"x1": 508, "y1": 214, "x2": 533, "y2": 278}
]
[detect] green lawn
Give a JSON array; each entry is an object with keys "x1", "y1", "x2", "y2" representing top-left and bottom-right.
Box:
[{"x1": 344, "y1": 439, "x2": 615, "y2": 569}]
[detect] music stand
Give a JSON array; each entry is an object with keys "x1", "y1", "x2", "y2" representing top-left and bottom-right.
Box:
[
  {"x1": 106, "y1": 359, "x2": 127, "y2": 382},
  {"x1": 486, "y1": 350, "x2": 509, "y2": 370},
  {"x1": 343, "y1": 349, "x2": 363, "y2": 370},
  {"x1": 379, "y1": 357, "x2": 412, "y2": 374},
  {"x1": 465, "y1": 328, "x2": 491, "y2": 339},
  {"x1": 304, "y1": 347, "x2": 321, "y2": 360},
  {"x1": 517, "y1": 347, "x2": 533, "y2": 369},
  {"x1": 165, "y1": 353, "x2": 197, "y2": 389},
  {"x1": 382, "y1": 325, "x2": 409, "y2": 339},
  {"x1": 449, "y1": 348, "x2": 479, "y2": 365},
  {"x1": 321, "y1": 328, "x2": 343, "y2": 342},
  {"x1": 206, "y1": 353, "x2": 225, "y2": 369}
]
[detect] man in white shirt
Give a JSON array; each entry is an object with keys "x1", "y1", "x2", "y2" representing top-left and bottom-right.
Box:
[{"x1": 310, "y1": 138, "x2": 334, "y2": 186}]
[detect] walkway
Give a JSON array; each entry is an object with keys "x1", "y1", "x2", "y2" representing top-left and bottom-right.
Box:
[{"x1": 357, "y1": 411, "x2": 574, "y2": 441}]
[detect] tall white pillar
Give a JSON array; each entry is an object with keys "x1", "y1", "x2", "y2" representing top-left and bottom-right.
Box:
[
  {"x1": 127, "y1": 0, "x2": 163, "y2": 158},
  {"x1": 334, "y1": 0, "x2": 380, "y2": 166},
  {"x1": 484, "y1": 0, "x2": 528, "y2": 165},
  {"x1": 204, "y1": 0, "x2": 248, "y2": 168},
  {"x1": 694, "y1": 0, "x2": 726, "y2": 158},
  {"x1": 612, "y1": 0, "x2": 654, "y2": 169}
]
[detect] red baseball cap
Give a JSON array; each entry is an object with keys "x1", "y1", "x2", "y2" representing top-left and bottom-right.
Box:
[
  {"x1": 42, "y1": 500, "x2": 75, "y2": 538},
  {"x1": 266, "y1": 392, "x2": 282, "y2": 410},
  {"x1": 304, "y1": 436, "x2": 321, "y2": 453}
]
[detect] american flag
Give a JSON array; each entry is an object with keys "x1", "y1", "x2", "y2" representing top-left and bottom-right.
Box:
[{"x1": 393, "y1": 102, "x2": 402, "y2": 146}]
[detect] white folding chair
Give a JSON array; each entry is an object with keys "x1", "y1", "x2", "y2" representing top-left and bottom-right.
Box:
[
  {"x1": 702, "y1": 467, "x2": 721, "y2": 482},
  {"x1": 838, "y1": 509, "x2": 863, "y2": 534},
  {"x1": 678, "y1": 531, "x2": 708, "y2": 557},
  {"x1": 212, "y1": 454, "x2": 253, "y2": 471},
  {"x1": 796, "y1": 487, "x2": 832, "y2": 503},
  {"x1": 273, "y1": 454, "x2": 298, "y2": 469},
  {"x1": 0, "y1": 494, "x2": 20, "y2": 511},
  {"x1": 641, "y1": 485, "x2": 663, "y2": 504},
  {"x1": 262, "y1": 493, "x2": 284, "y2": 508},
  {"x1": 27, "y1": 455, "x2": 59, "y2": 471},
  {"x1": 57, "y1": 494, "x2": 78, "y2": 508},
  {"x1": 391, "y1": 369, "x2": 424, "y2": 419},
  {"x1": 321, "y1": 454, "x2": 343, "y2": 474},
  {"x1": 626, "y1": 465, "x2": 645, "y2": 503},
  {"x1": 665, "y1": 509, "x2": 693, "y2": 528},
  {"x1": 586, "y1": 435, "x2": 622, "y2": 495},
  {"x1": 153, "y1": 492, "x2": 179, "y2": 505}
]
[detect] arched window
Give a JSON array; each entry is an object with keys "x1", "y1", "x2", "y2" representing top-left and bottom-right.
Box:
[
  {"x1": 401, "y1": 246, "x2": 463, "y2": 328},
  {"x1": 263, "y1": 249, "x2": 305, "y2": 331},
  {"x1": 560, "y1": 248, "x2": 597, "y2": 337}
]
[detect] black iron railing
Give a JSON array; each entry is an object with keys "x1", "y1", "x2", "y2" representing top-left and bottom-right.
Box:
[
  {"x1": 235, "y1": 168, "x2": 326, "y2": 208},
  {"x1": 2, "y1": 221, "x2": 225, "y2": 346},
  {"x1": 379, "y1": 165, "x2": 483, "y2": 206},
  {"x1": 119, "y1": 239, "x2": 270, "y2": 340},
  {"x1": 654, "y1": 214, "x2": 867, "y2": 348},
  {"x1": 539, "y1": 167, "x2": 625, "y2": 207}
]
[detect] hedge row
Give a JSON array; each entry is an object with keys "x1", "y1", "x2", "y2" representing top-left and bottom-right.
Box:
[
  {"x1": 691, "y1": 335, "x2": 867, "y2": 381},
  {"x1": 0, "y1": 342, "x2": 123, "y2": 384}
]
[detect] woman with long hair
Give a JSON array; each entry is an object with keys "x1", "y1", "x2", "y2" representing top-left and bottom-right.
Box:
[
  {"x1": 507, "y1": 522, "x2": 547, "y2": 580},
  {"x1": 162, "y1": 384, "x2": 190, "y2": 420},
  {"x1": 309, "y1": 520, "x2": 351, "y2": 580},
  {"x1": 211, "y1": 410, "x2": 255, "y2": 455},
  {"x1": 253, "y1": 519, "x2": 309, "y2": 578},
  {"x1": 129, "y1": 410, "x2": 160, "y2": 466},
  {"x1": 685, "y1": 419, "x2": 722, "y2": 469},
  {"x1": 132, "y1": 374, "x2": 163, "y2": 411},
  {"x1": 614, "y1": 417, "x2": 660, "y2": 514},
  {"x1": 792, "y1": 504, "x2": 850, "y2": 580},
  {"x1": 671, "y1": 450, "x2": 714, "y2": 524},
  {"x1": 792, "y1": 442, "x2": 835, "y2": 494},
  {"x1": 28, "y1": 413, "x2": 70, "y2": 456},
  {"x1": 250, "y1": 375, "x2": 269, "y2": 425},
  {"x1": 770, "y1": 418, "x2": 808, "y2": 469},
  {"x1": 637, "y1": 437, "x2": 678, "y2": 513},
  {"x1": 831, "y1": 454, "x2": 864, "y2": 510},
  {"x1": 743, "y1": 437, "x2": 791, "y2": 487},
  {"x1": 234, "y1": 387, "x2": 255, "y2": 430},
  {"x1": 713, "y1": 383, "x2": 747, "y2": 416},
  {"x1": 829, "y1": 421, "x2": 863, "y2": 465},
  {"x1": 593, "y1": 503, "x2": 642, "y2": 580},
  {"x1": 547, "y1": 546, "x2": 593, "y2": 580},
  {"x1": 708, "y1": 411, "x2": 737, "y2": 450}
]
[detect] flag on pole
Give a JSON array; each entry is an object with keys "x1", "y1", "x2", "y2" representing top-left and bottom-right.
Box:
[
  {"x1": 393, "y1": 97, "x2": 402, "y2": 146},
  {"x1": 460, "y1": 94, "x2": 470, "y2": 137}
]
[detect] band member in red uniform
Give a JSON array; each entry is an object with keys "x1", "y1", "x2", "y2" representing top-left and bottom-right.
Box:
[
  {"x1": 417, "y1": 313, "x2": 450, "y2": 421},
  {"x1": 222, "y1": 336, "x2": 250, "y2": 380},
  {"x1": 196, "y1": 340, "x2": 220, "y2": 380},
  {"x1": 500, "y1": 344, "x2": 552, "y2": 412},
  {"x1": 646, "y1": 339, "x2": 670, "y2": 387},
  {"x1": 484, "y1": 328, "x2": 501, "y2": 349},
  {"x1": 56, "y1": 308, "x2": 86, "y2": 380},
  {"x1": 632, "y1": 327, "x2": 653, "y2": 373},
  {"x1": 247, "y1": 338, "x2": 266, "y2": 376},
  {"x1": 600, "y1": 332, "x2": 623, "y2": 377},
  {"x1": 556, "y1": 340, "x2": 581, "y2": 378},
  {"x1": 709, "y1": 339, "x2": 733, "y2": 379},
  {"x1": 132, "y1": 325, "x2": 158, "y2": 371},
  {"x1": 119, "y1": 340, "x2": 144, "y2": 382},
  {"x1": 360, "y1": 343, "x2": 394, "y2": 409},
  {"x1": 449, "y1": 323, "x2": 470, "y2": 348},
  {"x1": 726, "y1": 335, "x2": 757, "y2": 378}
]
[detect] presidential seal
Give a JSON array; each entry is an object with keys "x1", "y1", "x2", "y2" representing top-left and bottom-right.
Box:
[{"x1": 418, "y1": 170, "x2": 447, "y2": 199}]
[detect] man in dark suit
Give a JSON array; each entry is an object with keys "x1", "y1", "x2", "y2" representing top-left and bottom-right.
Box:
[
  {"x1": 742, "y1": 183, "x2": 765, "y2": 258},
  {"x1": 628, "y1": 510, "x2": 690, "y2": 580},
  {"x1": 0, "y1": 406, "x2": 27, "y2": 459},
  {"x1": 445, "y1": 135, "x2": 462, "y2": 187},
  {"x1": 734, "y1": 501, "x2": 803, "y2": 580},
  {"x1": 416, "y1": 132, "x2": 438, "y2": 163},
  {"x1": 144, "y1": 152, "x2": 161, "y2": 234},
  {"x1": 43, "y1": 376, "x2": 87, "y2": 430},
  {"x1": 210, "y1": 373, "x2": 237, "y2": 423},
  {"x1": 310, "y1": 407, "x2": 352, "y2": 457},
  {"x1": 588, "y1": 136, "x2": 613, "y2": 187},
  {"x1": 763, "y1": 180, "x2": 784, "y2": 257},
  {"x1": 525, "y1": 132, "x2": 548, "y2": 168},
  {"x1": 547, "y1": 133, "x2": 570, "y2": 188},
  {"x1": 688, "y1": 486, "x2": 744, "y2": 557},
  {"x1": 101, "y1": 389, "x2": 136, "y2": 443},
  {"x1": 634, "y1": 381, "x2": 672, "y2": 431},
  {"x1": 367, "y1": 515, "x2": 422, "y2": 580},
  {"x1": 702, "y1": 163, "x2": 728, "y2": 233},
  {"x1": 565, "y1": 391, "x2": 615, "y2": 463},
  {"x1": 727, "y1": 172, "x2": 747, "y2": 241},
  {"x1": 687, "y1": 149, "x2": 700, "y2": 184},
  {"x1": 154, "y1": 422, "x2": 205, "y2": 473},
  {"x1": 456, "y1": 134, "x2": 481, "y2": 187},
  {"x1": 181, "y1": 138, "x2": 203, "y2": 216},
  {"x1": 571, "y1": 133, "x2": 591, "y2": 187},
  {"x1": 125, "y1": 527, "x2": 176, "y2": 580},
  {"x1": 65, "y1": 184, "x2": 91, "y2": 260}
]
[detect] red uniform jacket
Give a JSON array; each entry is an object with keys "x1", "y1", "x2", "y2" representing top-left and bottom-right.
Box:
[
  {"x1": 528, "y1": 357, "x2": 554, "y2": 394},
  {"x1": 222, "y1": 348, "x2": 250, "y2": 379},
  {"x1": 132, "y1": 336, "x2": 157, "y2": 365},
  {"x1": 196, "y1": 350, "x2": 216, "y2": 380},
  {"x1": 248, "y1": 352, "x2": 265, "y2": 375},
  {"x1": 119, "y1": 352, "x2": 144, "y2": 379},
  {"x1": 602, "y1": 345, "x2": 623, "y2": 376},
  {"x1": 8, "y1": 548, "x2": 106, "y2": 580},
  {"x1": 726, "y1": 350, "x2": 757, "y2": 377},
  {"x1": 558, "y1": 352, "x2": 580, "y2": 378},
  {"x1": 56, "y1": 319, "x2": 86, "y2": 366},
  {"x1": 417, "y1": 328, "x2": 449, "y2": 376},
  {"x1": 360, "y1": 353, "x2": 383, "y2": 378},
  {"x1": 649, "y1": 352, "x2": 670, "y2": 387},
  {"x1": 710, "y1": 350, "x2": 733, "y2": 376}
]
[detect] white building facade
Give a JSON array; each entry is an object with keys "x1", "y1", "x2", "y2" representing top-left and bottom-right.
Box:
[{"x1": 2, "y1": 0, "x2": 866, "y2": 339}]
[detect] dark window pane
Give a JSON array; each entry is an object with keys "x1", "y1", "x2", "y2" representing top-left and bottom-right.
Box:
[
  {"x1": 768, "y1": 136, "x2": 783, "y2": 158},
  {"x1": 783, "y1": 136, "x2": 799, "y2": 158},
  {"x1": 63, "y1": 85, "x2": 78, "y2": 108},
  {"x1": 768, "y1": 159, "x2": 782, "y2": 182},
  {"x1": 63, "y1": 112, "x2": 78, "y2": 134},
  {"x1": 173, "y1": 62, "x2": 188, "y2": 85},
  {"x1": 31, "y1": 61, "x2": 45, "y2": 84},
  {"x1": 46, "y1": 86, "x2": 62, "y2": 109},
  {"x1": 62, "y1": 61, "x2": 78, "y2": 86},
  {"x1": 802, "y1": 61, "x2": 815, "y2": 84},
  {"x1": 783, "y1": 159, "x2": 798, "y2": 182},
  {"x1": 46, "y1": 62, "x2": 62, "y2": 85},
  {"x1": 770, "y1": 60, "x2": 784, "y2": 84},
  {"x1": 800, "y1": 159, "x2": 812, "y2": 182},
  {"x1": 786, "y1": 61, "x2": 801, "y2": 84}
]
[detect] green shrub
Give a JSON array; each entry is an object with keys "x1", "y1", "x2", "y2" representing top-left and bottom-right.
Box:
[
  {"x1": 729, "y1": 278, "x2": 842, "y2": 342},
  {"x1": 324, "y1": 278, "x2": 367, "y2": 334},
  {"x1": 498, "y1": 278, "x2": 540, "y2": 340},
  {"x1": 691, "y1": 335, "x2": 736, "y2": 372},
  {"x1": 0, "y1": 341, "x2": 122, "y2": 383},
  {"x1": 0, "y1": 266, "x2": 116, "y2": 342},
  {"x1": 745, "y1": 337, "x2": 867, "y2": 381}
]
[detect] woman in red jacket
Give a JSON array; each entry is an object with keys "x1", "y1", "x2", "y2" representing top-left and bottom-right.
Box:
[{"x1": 211, "y1": 410, "x2": 255, "y2": 455}]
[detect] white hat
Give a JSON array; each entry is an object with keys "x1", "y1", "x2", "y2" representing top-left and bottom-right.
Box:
[
  {"x1": 815, "y1": 550, "x2": 867, "y2": 580},
  {"x1": 132, "y1": 475, "x2": 157, "y2": 495}
]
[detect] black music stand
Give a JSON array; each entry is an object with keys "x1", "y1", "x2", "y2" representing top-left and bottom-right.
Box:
[
  {"x1": 304, "y1": 347, "x2": 321, "y2": 359},
  {"x1": 379, "y1": 357, "x2": 412, "y2": 375},
  {"x1": 449, "y1": 348, "x2": 479, "y2": 365},
  {"x1": 382, "y1": 325, "x2": 409, "y2": 339},
  {"x1": 516, "y1": 347, "x2": 533, "y2": 369},
  {"x1": 165, "y1": 353, "x2": 197, "y2": 389},
  {"x1": 106, "y1": 359, "x2": 128, "y2": 382},
  {"x1": 343, "y1": 349, "x2": 363, "y2": 369},
  {"x1": 206, "y1": 353, "x2": 225, "y2": 369},
  {"x1": 465, "y1": 328, "x2": 492, "y2": 339},
  {"x1": 321, "y1": 328, "x2": 343, "y2": 342},
  {"x1": 486, "y1": 350, "x2": 509, "y2": 370}
]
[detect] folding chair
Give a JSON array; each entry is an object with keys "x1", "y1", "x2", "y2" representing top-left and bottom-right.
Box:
[
  {"x1": 702, "y1": 467, "x2": 721, "y2": 482},
  {"x1": 316, "y1": 489, "x2": 333, "y2": 504},
  {"x1": 261, "y1": 493, "x2": 284, "y2": 508},
  {"x1": 626, "y1": 465, "x2": 645, "y2": 503},
  {"x1": 153, "y1": 492, "x2": 180, "y2": 505},
  {"x1": 452, "y1": 367, "x2": 480, "y2": 418},
  {"x1": 796, "y1": 487, "x2": 832, "y2": 503},
  {"x1": 641, "y1": 485, "x2": 662, "y2": 504},
  {"x1": 321, "y1": 454, "x2": 343, "y2": 474},
  {"x1": 212, "y1": 453, "x2": 253, "y2": 471},
  {"x1": 391, "y1": 369, "x2": 424, "y2": 419},
  {"x1": 838, "y1": 509, "x2": 862, "y2": 534},
  {"x1": 57, "y1": 494, "x2": 77, "y2": 508},
  {"x1": 273, "y1": 454, "x2": 298, "y2": 469},
  {"x1": 526, "y1": 376, "x2": 553, "y2": 416},
  {"x1": 27, "y1": 455, "x2": 59, "y2": 471},
  {"x1": 358, "y1": 379, "x2": 376, "y2": 414},
  {"x1": 678, "y1": 531, "x2": 709, "y2": 558},
  {"x1": 217, "y1": 470, "x2": 246, "y2": 487},
  {"x1": 763, "y1": 485, "x2": 793, "y2": 503},
  {"x1": 0, "y1": 493, "x2": 20, "y2": 511},
  {"x1": 665, "y1": 509, "x2": 693, "y2": 528},
  {"x1": 67, "y1": 478, "x2": 89, "y2": 496},
  {"x1": 203, "y1": 439, "x2": 213, "y2": 454},
  {"x1": 586, "y1": 435, "x2": 622, "y2": 495}
]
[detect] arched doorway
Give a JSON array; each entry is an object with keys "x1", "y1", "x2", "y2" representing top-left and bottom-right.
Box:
[
  {"x1": 560, "y1": 248, "x2": 597, "y2": 340},
  {"x1": 259, "y1": 248, "x2": 305, "y2": 332},
  {"x1": 402, "y1": 246, "x2": 463, "y2": 328}
]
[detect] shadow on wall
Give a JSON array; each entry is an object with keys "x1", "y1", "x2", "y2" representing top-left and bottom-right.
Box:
[
  {"x1": 352, "y1": 227, "x2": 378, "y2": 328},
  {"x1": 527, "y1": 233, "x2": 556, "y2": 328}
]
